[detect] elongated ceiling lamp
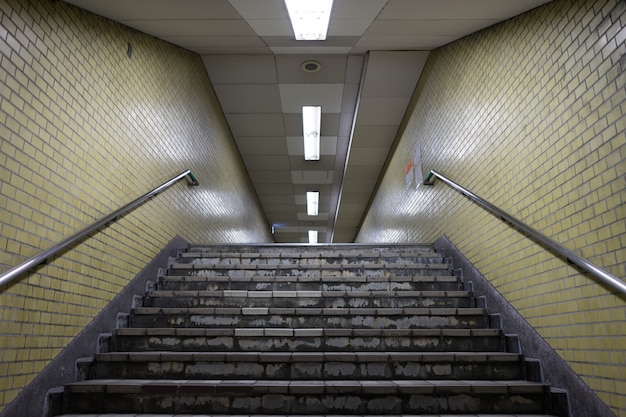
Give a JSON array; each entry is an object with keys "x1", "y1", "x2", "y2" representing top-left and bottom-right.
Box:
[
  {"x1": 284, "y1": 0, "x2": 333, "y2": 40},
  {"x1": 308, "y1": 230, "x2": 318, "y2": 244},
  {"x1": 306, "y1": 191, "x2": 319, "y2": 216},
  {"x1": 303, "y1": 105, "x2": 321, "y2": 161}
]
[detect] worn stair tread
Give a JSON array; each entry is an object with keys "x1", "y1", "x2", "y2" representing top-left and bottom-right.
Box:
[
  {"x1": 160, "y1": 275, "x2": 459, "y2": 282},
  {"x1": 57, "y1": 415, "x2": 557, "y2": 417},
  {"x1": 96, "y1": 351, "x2": 522, "y2": 362},
  {"x1": 56, "y1": 415, "x2": 558, "y2": 417},
  {"x1": 170, "y1": 262, "x2": 450, "y2": 270},
  {"x1": 181, "y1": 250, "x2": 440, "y2": 257},
  {"x1": 115, "y1": 327, "x2": 500, "y2": 337},
  {"x1": 65, "y1": 378, "x2": 548, "y2": 394},
  {"x1": 145, "y1": 290, "x2": 471, "y2": 298},
  {"x1": 131, "y1": 307, "x2": 485, "y2": 316}
]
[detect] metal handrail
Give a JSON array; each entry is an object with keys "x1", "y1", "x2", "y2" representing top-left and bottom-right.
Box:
[
  {"x1": 424, "y1": 169, "x2": 626, "y2": 295},
  {"x1": 0, "y1": 169, "x2": 199, "y2": 288}
]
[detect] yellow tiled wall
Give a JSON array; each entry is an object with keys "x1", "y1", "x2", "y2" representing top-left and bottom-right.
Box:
[
  {"x1": 0, "y1": 0, "x2": 271, "y2": 410},
  {"x1": 359, "y1": 0, "x2": 625, "y2": 415}
]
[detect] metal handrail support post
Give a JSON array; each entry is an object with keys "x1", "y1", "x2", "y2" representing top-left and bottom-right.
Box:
[
  {"x1": 424, "y1": 169, "x2": 626, "y2": 295},
  {"x1": 0, "y1": 169, "x2": 199, "y2": 289}
]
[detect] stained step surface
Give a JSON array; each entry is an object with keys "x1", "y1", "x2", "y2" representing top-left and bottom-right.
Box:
[
  {"x1": 94, "y1": 351, "x2": 526, "y2": 380},
  {"x1": 113, "y1": 327, "x2": 504, "y2": 352},
  {"x1": 64, "y1": 379, "x2": 550, "y2": 414},
  {"x1": 129, "y1": 306, "x2": 489, "y2": 329},
  {"x1": 56, "y1": 244, "x2": 561, "y2": 417}
]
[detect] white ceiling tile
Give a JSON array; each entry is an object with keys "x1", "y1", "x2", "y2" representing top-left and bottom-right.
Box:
[
  {"x1": 242, "y1": 155, "x2": 291, "y2": 171},
  {"x1": 279, "y1": 84, "x2": 344, "y2": 113},
  {"x1": 351, "y1": 125, "x2": 400, "y2": 147},
  {"x1": 213, "y1": 84, "x2": 282, "y2": 113},
  {"x1": 347, "y1": 148, "x2": 389, "y2": 166},
  {"x1": 202, "y1": 55, "x2": 278, "y2": 84},
  {"x1": 328, "y1": 20, "x2": 375, "y2": 37},
  {"x1": 331, "y1": 0, "x2": 388, "y2": 19},
  {"x1": 254, "y1": 184, "x2": 295, "y2": 195},
  {"x1": 195, "y1": 46, "x2": 273, "y2": 54},
  {"x1": 249, "y1": 171, "x2": 294, "y2": 184},
  {"x1": 378, "y1": 0, "x2": 551, "y2": 20},
  {"x1": 356, "y1": 97, "x2": 410, "y2": 125},
  {"x1": 162, "y1": 36, "x2": 267, "y2": 48},
  {"x1": 343, "y1": 165, "x2": 383, "y2": 181},
  {"x1": 121, "y1": 19, "x2": 256, "y2": 37},
  {"x1": 226, "y1": 114, "x2": 285, "y2": 136},
  {"x1": 362, "y1": 51, "x2": 429, "y2": 97},
  {"x1": 291, "y1": 170, "x2": 335, "y2": 184},
  {"x1": 354, "y1": 35, "x2": 458, "y2": 51},
  {"x1": 228, "y1": 0, "x2": 288, "y2": 19},
  {"x1": 237, "y1": 137, "x2": 288, "y2": 155},
  {"x1": 365, "y1": 19, "x2": 499, "y2": 37},
  {"x1": 245, "y1": 19, "x2": 292, "y2": 36},
  {"x1": 65, "y1": 0, "x2": 240, "y2": 20}
]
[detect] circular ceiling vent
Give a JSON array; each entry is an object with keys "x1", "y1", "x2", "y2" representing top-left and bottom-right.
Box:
[{"x1": 301, "y1": 60, "x2": 321, "y2": 73}]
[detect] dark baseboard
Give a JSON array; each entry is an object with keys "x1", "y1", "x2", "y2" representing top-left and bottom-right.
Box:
[
  {"x1": 0, "y1": 235, "x2": 188, "y2": 417},
  {"x1": 435, "y1": 235, "x2": 616, "y2": 417}
]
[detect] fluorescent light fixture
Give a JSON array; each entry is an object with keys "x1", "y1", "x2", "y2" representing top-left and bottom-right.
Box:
[
  {"x1": 303, "y1": 105, "x2": 321, "y2": 161},
  {"x1": 306, "y1": 191, "x2": 319, "y2": 216},
  {"x1": 284, "y1": 0, "x2": 333, "y2": 41},
  {"x1": 308, "y1": 230, "x2": 318, "y2": 244}
]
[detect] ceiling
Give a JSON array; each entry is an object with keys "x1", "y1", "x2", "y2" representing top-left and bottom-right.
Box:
[{"x1": 63, "y1": 0, "x2": 551, "y2": 243}]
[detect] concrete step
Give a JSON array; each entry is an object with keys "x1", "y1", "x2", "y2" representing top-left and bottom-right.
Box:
[
  {"x1": 57, "y1": 414, "x2": 559, "y2": 417},
  {"x1": 129, "y1": 307, "x2": 489, "y2": 329},
  {"x1": 62, "y1": 379, "x2": 550, "y2": 415},
  {"x1": 178, "y1": 254, "x2": 446, "y2": 266},
  {"x1": 113, "y1": 327, "x2": 504, "y2": 352},
  {"x1": 186, "y1": 244, "x2": 438, "y2": 256},
  {"x1": 157, "y1": 274, "x2": 463, "y2": 292},
  {"x1": 168, "y1": 262, "x2": 452, "y2": 278},
  {"x1": 93, "y1": 351, "x2": 525, "y2": 380},
  {"x1": 142, "y1": 290, "x2": 474, "y2": 309}
]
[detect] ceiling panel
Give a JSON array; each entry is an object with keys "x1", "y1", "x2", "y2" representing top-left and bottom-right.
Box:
[
  {"x1": 291, "y1": 170, "x2": 335, "y2": 184},
  {"x1": 213, "y1": 85, "x2": 282, "y2": 113},
  {"x1": 249, "y1": 171, "x2": 294, "y2": 184},
  {"x1": 278, "y1": 84, "x2": 345, "y2": 113},
  {"x1": 237, "y1": 137, "x2": 288, "y2": 155},
  {"x1": 202, "y1": 55, "x2": 278, "y2": 84},
  {"x1": 122, "y1": 19, "x2": 256, "y2": 37},
  {"x1": 225, "y1": 114, "x2": 285, "y2": 136},
  {"x1": 357, "y1": 98, "x2": 412, "y2": 125},
  {"x1": 241, "y1": 155, "x2": 291, "y2": 171},
  {"x1": 63, "y1": 0, "x2": 552, "y2": 243}
]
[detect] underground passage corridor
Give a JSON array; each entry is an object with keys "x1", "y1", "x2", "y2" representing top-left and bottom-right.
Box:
[{"x1": 0, "y1": 0, "x2": 624, "y2": 417}]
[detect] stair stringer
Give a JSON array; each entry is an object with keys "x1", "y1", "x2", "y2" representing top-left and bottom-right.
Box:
[{"x1": 435, "y1": 234, "x2": 615, "y2": 417}]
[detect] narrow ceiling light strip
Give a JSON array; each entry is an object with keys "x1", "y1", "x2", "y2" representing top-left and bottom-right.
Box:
[
  {"x1": 306, "y1": 191, "x2": 319, "y2": 216},
  {"x1": 284, "y1": 0, "x2": 333, "y2": 41},
  {"x1": 303, "y1": 105, "x2": 321, "y2": 161},
  {"x1": 308, "y1": 230, "x2": 318, "y2": 244}
]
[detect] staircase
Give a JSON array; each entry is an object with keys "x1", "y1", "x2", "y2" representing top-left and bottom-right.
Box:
[{"x1": 55, "y1": 244, "x2": 566, "y2": 416}]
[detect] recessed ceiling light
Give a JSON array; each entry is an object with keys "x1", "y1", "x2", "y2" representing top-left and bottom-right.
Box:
[
  {"x1": 302, "y1": 105, "x2": 321, "y2": 161},
  {"x1": 306, "y1": 191, "x2": 319, "y2": 216},
  {"x1": 308, "y1": 230, "x2": 318, "y2": 244},
  {"x1": 284, "y1": 0, "x2": 333, "y2": 41}
]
